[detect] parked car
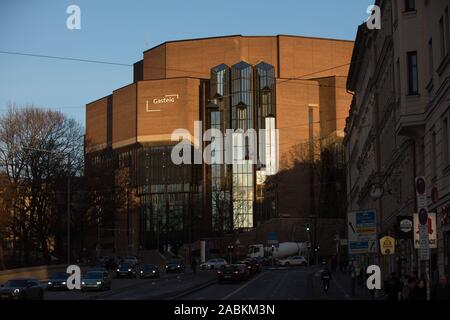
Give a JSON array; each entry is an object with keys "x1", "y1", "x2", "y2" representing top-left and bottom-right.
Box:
[
  {"x1": 47, "y1": 272, "x2": 69, "y2": 290},
  {"x1": 165, "y1": 260, "x2": 185, "y2": 273},
  {"x1": 200, "y1": 258, "x2": 228, "y2": 270},
  {"x1": 217, "y1": 264, "x2": 250, "y2": 283},
  {"x1": 139, "y1": 264, "x2": 160, "y2": 278},
  {"x1": 81, "y1": 271, "x2": 111, "y2": 291},
  {"x1": 277, "y1": 256, "x2": 308, "y2": 267},
  {"x1": 116, "y1": 262, "x2": 137, "y2": 278},
  {"x1": 0, "y1": 279, "x2": 44, "y2": 300}
]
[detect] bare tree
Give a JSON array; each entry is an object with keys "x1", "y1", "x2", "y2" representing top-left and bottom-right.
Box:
[{"x1": 0, "y1": 104, "x2": 84, "y2": 265}]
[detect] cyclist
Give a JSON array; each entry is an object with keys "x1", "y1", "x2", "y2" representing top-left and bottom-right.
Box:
[{"x1": 321, "y1": 267, "x2": 332, "y2": 294}]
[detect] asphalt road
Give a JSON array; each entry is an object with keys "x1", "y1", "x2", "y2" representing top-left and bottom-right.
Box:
[
  {"x1": 44, "y1": 266, "x2": 364, "y2": 300},
  {"x1": 179, "y1": 266, "x2": 359, "y2": 300},
  {"x1": 44, "y1": 270, "x2": 216, "y2": 300}
]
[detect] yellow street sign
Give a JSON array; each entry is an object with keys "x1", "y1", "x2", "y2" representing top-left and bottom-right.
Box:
[{"x1": 380, "y1": 236, "x2": 395, "y2": 255}]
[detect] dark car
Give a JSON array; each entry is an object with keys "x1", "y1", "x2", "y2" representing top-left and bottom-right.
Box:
[
  {"x1": 246, "y1": 259, "x2": 262, "y2": 274},
  {"x1": 116, "y1": 262, "x2": 137, "y2": 278},
  {"x1": 47, "y1": 272, "x2": 69, "y2": 291},
  {"x1": 217, "y1": 264, "x2": 250, "y2": 283},
  {"x1": 165, "y1": 260, "x2": 185, "y2": 273},
  {"x1": 236, "y1": 260, "x2": 258, "y2": 276},
  {"x1": 0, "y1": 279, "x2": 44, "y2": 300},
  {"x1": 87, "y1": 266, "x2": 109, "y2": 275},
  {"x1": 139, "y1": 264, "x2": 160, "y2": 278},
  {"x1": 253, "y1": 256, "x2": 270, "y2": 266},
  {"x1": 81, "y1": 271, "x2": 111, "y2": 291}
]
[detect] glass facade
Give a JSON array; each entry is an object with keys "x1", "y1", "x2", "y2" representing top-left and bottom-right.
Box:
[
  {"x1": 207, "y1": 61, "x2": 277, "y2": 230},
  {"x1": 88, "y1": 60, "x2": 278, "y2": 253}
]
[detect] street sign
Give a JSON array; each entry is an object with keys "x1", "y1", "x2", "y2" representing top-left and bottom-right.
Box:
[
  {"x1": 347, "y1": 210, "x2": 377, "y2": 255},
  {"x1": 267, "y1": 231, "x2": 278, "y2": 245},
  {"x1": 415, "y1": 176, "x2": 427, "y2": 208},
  {"x1": 380, "y1": 236, "x2": 395, "y2": 255},
  {"x1": 415, "y1": 176, "x2": 431, "y2": 261},
  {"x1": 413, "y1": 212, "x2": 437, "y2": 249},
  {"x1": 397, "y1": 216, "x2": 413, "y2": 239}
]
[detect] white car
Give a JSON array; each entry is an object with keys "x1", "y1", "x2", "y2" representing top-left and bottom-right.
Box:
[
  {"x1": 200, "y1": 258, "x2": 228, "y2": 270},
  {"x1": 277, "y1": 256, "x2": 308, "y2": 267}
]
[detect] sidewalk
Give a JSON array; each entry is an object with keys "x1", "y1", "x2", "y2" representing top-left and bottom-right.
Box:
[
  {"x1": 331, "y1": 270, "x2": 385, "y2": 300},
  {"x1": 310, "y1": 268, "x2": 385, "y2": 300}
]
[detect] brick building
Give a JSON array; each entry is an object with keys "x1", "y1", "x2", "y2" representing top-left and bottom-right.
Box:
[{"x1": 85, "y1": 35, "x2": 353, "y2": 257}]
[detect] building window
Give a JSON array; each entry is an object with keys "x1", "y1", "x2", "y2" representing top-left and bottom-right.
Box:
[
  {"x1": 446, "y1": 7, "x2": 450, "y2": 54},
  {"x1": 444, "y1": 116, "x2": 450, "y2": 167},
  {"x1": 440, "y1": 17, "x2": 447, "y2": 59},
  {"x1": 428, "y1": 38, "x2": 434, "y2": 81},
  {"x1": 431, "y1": 131, "x2": 437, "y2": 179},
  {"x1": 407, "y1": 51, "x2": 419, "y2": 95},
  {"x1": 396, "y1": 58, "x2": 401, "y2": 99},
  {"x1": 405, "y1": 0, "x2": 415, "y2": 12}
]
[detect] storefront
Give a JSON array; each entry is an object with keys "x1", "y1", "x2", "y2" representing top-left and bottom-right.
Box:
[{"x1": 441, "y1": 204, "x2": 450, "y2": 278}]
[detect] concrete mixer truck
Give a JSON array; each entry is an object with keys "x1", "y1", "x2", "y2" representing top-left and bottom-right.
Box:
[{"x1": 246, "y1": 242, "x2": 308, "y2": 263}]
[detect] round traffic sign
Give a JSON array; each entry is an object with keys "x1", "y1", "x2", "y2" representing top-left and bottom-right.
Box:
[
  {"x1": 419, "y1": 208, "x2": 428, "y2": 225},
  {"x1": 416, "y1": 177, "x2": 426, "y2": 195}
]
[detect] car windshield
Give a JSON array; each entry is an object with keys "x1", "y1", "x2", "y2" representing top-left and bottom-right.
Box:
[
  {"x1": 4, "y1": 280, "x2": 29, "y2": 287},
  {"x1": 143, "y1": 265, "x2": 156, "y2": 270},
  {"x1": 168, "y1": 261, "x2": 181, "y2": 265},
  {"x1": 84, "y1": 272, "x2": 103, "y2": 280},
  {"x1": 119, "y1": 263, "x2": 131, "y2": 269},
  {"x1": 51, "y1": 272, "x2": 68, "y2": 279}
]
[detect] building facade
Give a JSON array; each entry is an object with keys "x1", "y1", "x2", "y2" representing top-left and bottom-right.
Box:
[
  {"x1": 345, "y1": 0, "x2": 450, "y2": 281},
  {"x1": 85, "y1": 35, "x2": 353, "y2": 257}
]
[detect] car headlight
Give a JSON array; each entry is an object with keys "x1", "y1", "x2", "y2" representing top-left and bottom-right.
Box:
[
  {"x1": 117, "y1": 269, "x2": 120, "y2": 272},
  {"x1": 177, "y1": 265, "x2": 180, "y2": 268},
  {"x1": 140, "y1": 271, "x2": 143, "y2": 273},
  {"x1": 48, "y1": 281, "x2": 52, "y2": 285},
  {"x1": 13, "y1": 288, "x2": 20, "y2": 295},
  {"x1": 81, "y1": 281, "x2": 85, "y2": 285},
  {"x1": 128, "y1": 269, "x2": 131, "y2": 272},
  {"x1": 62, "y1": 281, "x2": 66, "y2": 285},
  {"x1": 96, "y1": 281, "x2": 102, "y2": 285},
  {"x1": 152, "y1": 270, "x2": 155, "y2": 273}
]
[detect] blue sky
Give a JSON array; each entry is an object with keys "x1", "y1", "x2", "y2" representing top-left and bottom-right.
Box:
[{"x1": 0, "y1": 0, "x2": 372, "y2": 126}]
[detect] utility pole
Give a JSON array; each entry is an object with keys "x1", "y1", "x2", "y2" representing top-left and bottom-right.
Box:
[{"x1": 67, "y1": 152, "x2": 71, "y2": 265}]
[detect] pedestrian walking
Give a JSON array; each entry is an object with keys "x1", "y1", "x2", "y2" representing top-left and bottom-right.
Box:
[
  {"x1": 349, "y1": 263, "x2": 357, "y2": 297},
  {"x1": 400, "y1": 274, "x2": 410, "y2": 300},
  {"x1": 432, "y1": 276, "x2": 450, "y2": 300},
  {"x1": 385, "y1": 272, "x2": 401, "y2": 301},
  {"x1": 191, "y1": 257, "x2": 197, "y2": 274},
  {"x1": 406, "y1": 273, "x2": 419, "y2": 301}
]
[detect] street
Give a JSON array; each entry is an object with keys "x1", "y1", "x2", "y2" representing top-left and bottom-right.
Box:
[{"x1": 43, "y1": 266, "x2": 373, "y2": 300}]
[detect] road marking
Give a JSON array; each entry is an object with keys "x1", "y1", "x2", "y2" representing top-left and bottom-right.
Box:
[{"x1": 221, "y1": 272, "x2": 266, "y2": 300}]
